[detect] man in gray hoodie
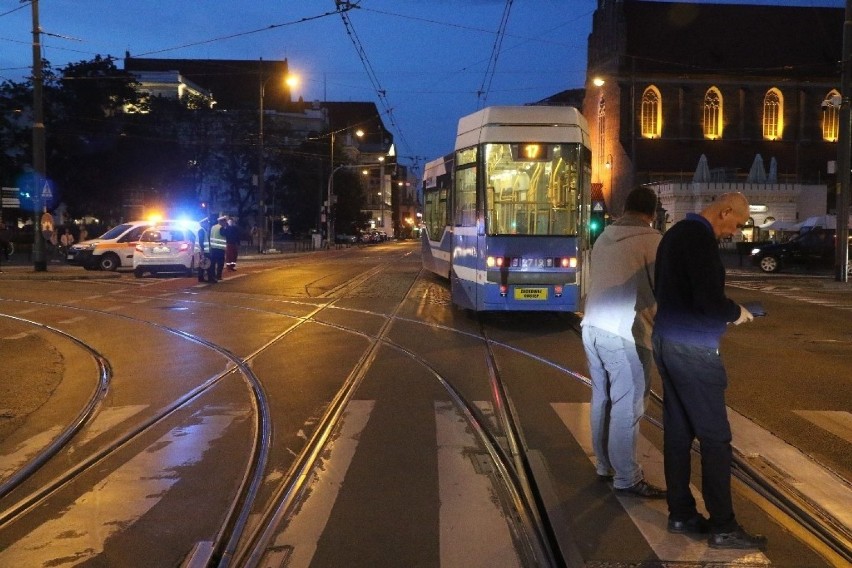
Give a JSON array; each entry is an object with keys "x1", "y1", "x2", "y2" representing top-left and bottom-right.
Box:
[{"x1": 581, "y1": 186, "x2": 664, "y2": 498}]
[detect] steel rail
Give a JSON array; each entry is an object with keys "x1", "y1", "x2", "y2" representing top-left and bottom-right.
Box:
[{"x1": 0, "y1": 311, "x2": 111, "y2": 499}]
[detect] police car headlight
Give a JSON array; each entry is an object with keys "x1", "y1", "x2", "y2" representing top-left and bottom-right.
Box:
[{"x1": 750, "y1": 248, "x2": 761, "y2": 255}]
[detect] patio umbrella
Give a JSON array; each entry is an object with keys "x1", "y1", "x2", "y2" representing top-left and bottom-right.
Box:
[
  {"x1": 747, "y1": 154, "x2": 766, "y2": 182},
  {"x1": 692, "y1": 154, "x2": 711, "y2": 182}
]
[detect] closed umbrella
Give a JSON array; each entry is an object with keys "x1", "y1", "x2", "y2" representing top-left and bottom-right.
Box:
[
  {"x1": 747, "y1": 154, "x2": 766, "y2": 183},
  {"x1": 693, "y1": 154, "x2": 711, "y2": 182}
]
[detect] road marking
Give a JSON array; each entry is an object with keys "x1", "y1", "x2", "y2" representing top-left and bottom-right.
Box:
[
  {"x1": 0, "y1": 406, "x2": 243, "y2": 565},
  {"x1": 730, "y1": 408, "x2": 852, "y2": 532},
  {"x1": 0, "y1": 426, "x2": 63, "y2": 479},
  {"x1": 793, "y1": 410, "x2": 852, "y2": 441},
  {"x1": 437, "y1": 400, "x2": 520, "y2": 568},
  {"x1": 2, "y1": 332, "x2": 29, "y2": 340},
  {"x1": 57, "y1": 315, "x2": 86, "y2": 325},
  {"x1": 552, "y1": 402, "x2": 769, "y2": 564},
  {"x1": 264, "y1": 400, "x2": 374, "y2": 568}
]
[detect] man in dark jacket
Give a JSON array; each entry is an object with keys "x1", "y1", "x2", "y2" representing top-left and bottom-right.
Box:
[
  {"x1": 652, "y1": 192, "x2": 765, "y2": 550},
  {"x1": 223, "y1": 217, "x2": 241, "y2": 271},
  {"x1": 197, "y1": 218, "x2": 216, "y2": 283}
]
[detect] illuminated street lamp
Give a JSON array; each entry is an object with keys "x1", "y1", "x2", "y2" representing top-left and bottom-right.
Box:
[{"x1": 257, "y1": 61, "x2": 298, "y2": 253}]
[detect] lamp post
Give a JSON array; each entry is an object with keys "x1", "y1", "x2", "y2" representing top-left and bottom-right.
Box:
[
  {"x1": 257, "y1": 61, "x2": 298, "y2": 253},
  {"x1": 30, "y1": 0, "x2": 47, "y2": 271},
  {"x1": 325, "y1": 128, "x2": 363, "y2": 247}
]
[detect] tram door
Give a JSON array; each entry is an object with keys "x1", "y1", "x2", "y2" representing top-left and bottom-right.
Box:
[{"x1": 449, "y1": 157, "x2": 479, "y2": 310}]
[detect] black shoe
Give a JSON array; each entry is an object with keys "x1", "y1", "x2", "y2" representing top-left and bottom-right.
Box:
[
  {"x1": 615, "y1": 479, "x2": 666, "y2": 499},
  {"x1": 208, "y1": 278, "x2": 217, "y2": 284},
  {"x1": 597, "y1": 474, "x2": 614, "y2": 483},
  {"x1": 668, "y1": 514, "x2": 710, "y2": 534},
  {"x1": 708, "y1": 528, "x2": 767, "y2": 550}
]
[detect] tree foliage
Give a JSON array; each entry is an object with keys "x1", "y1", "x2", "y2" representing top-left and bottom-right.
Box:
[{"x1": 0, "y1": 55, "x2": 364, "y2": 236}]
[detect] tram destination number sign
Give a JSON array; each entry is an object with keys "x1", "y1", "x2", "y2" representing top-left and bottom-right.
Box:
[{"x1": 514, "y1": 287, "x2": 548, "y2": 300}]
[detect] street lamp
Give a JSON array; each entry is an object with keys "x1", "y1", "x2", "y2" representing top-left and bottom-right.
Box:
[
  {"x1": 257, "y1": 59, "x2": 298, "y2": 253},
  {"x1": 325, "y1": 128, "x2": 363, "y2": 246}
]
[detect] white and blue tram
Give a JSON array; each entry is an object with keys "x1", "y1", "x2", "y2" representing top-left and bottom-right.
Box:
[{"x1": 421, "y1": 105, "x2": 593, "y2": 312}]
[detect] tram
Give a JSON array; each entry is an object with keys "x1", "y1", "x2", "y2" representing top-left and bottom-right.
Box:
[{"x1": 421, "y1": 105, "x2": 593, "y2": 312}]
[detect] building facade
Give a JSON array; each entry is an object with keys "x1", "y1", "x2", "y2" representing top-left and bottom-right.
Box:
[{"x1": 582, "y1": 0, "x2": 844, "y2": 228}]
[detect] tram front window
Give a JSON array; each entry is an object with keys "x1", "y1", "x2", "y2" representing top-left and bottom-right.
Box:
[{"x1": 485, "y1": 143, "x2": 580, "y2": 236}]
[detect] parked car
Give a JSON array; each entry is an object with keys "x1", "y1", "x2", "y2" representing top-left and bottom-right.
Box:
[
  {"x1": 67, "y1": 220, "x2": 152, "y2": 271},
  {"x1": 132, "y1": 222, "x2": 200, "y2": 277},
  {"x1": 335, "y1": 234, "x2": 358, "y2": 244},
  {"x1": 750, "y1": 228, "x2": 849, "y2": 273}
]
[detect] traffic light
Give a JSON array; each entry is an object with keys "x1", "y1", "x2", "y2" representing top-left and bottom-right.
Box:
[{"x1": 590, "y1": 212, "x2": 605, "y2": 244}]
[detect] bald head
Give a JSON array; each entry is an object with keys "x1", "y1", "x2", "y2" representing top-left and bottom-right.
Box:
[{"x1": 701, "y1": 192, "x2": 750, "y2": 239}]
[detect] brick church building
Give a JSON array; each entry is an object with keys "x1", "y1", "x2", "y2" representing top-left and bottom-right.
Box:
[{"x1": 582, "y1": 0, "x2": 844, "y2": 231}]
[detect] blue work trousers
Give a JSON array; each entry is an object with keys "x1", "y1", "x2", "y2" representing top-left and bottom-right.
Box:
[
  {"x1": 652, "y1": 335, "x2": 738, "y2": 532},
  {"x1": 582, "y1": 325, "x2": 651, "y2": 490}
]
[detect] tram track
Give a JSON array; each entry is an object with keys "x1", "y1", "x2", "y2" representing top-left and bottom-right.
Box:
[
  {"x1": 1, "y1": 257, "x2": 849, "y2": 566},
  {"x1": 0, "y1": 312, "x2": 111, "y2": 500}
]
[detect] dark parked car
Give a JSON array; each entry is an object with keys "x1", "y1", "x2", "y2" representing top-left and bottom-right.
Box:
[{"x1": 750, "y1": 228, "x2": 848, "y2": 273}]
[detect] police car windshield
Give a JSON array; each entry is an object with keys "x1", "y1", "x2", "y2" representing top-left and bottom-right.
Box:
[
  {"x1": 141, "y1": 229, "x2": 188, "y2": 243},
  {"x1": 99, "y1": 223, "x2": 135, "y2": 240}
]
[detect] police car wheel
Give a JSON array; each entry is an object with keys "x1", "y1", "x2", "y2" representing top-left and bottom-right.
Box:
[{"x1": 98, "y1": 253, "x2": 120, "y2": 271}]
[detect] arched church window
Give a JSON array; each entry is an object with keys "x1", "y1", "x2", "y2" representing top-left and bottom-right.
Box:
[
  {"x1": 703, "y1": 87, "x2": 723, "y2": 140},
  {"x1": 762, "y1": 88, "x2": 783, "y2": 140},
  {"x1": 641, "y1": 86, "x2": 662, "y2": 138},
  {"x1": 822, "y1": 90, "x2": 840, "y2": 142}
]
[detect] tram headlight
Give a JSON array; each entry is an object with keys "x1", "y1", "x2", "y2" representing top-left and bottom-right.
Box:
[
  {"x1": 486, "y1": 256, "x2": 507, "y2": 268},
  {"x1": 559, "y1": 257, "x2": 577, "y2": 268}
]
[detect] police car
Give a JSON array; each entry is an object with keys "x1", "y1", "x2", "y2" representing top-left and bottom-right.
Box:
[
  {"x1": 132, "y1": 220, "x2": 202, "y2": 278},
  {"x1": 67, "y1": 220, "x2": 152, "y2": 271}
]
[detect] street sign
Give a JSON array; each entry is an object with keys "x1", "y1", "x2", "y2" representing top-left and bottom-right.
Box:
[
  {"x1": 1, "y1": 187, "x2": 20, "y2": 208},
  {"x1": 41, "y1": 181, "x2": 53, "y2": 200},
  {"x1": 592, "y1": 201, "x2": 605, "y2": 212}
]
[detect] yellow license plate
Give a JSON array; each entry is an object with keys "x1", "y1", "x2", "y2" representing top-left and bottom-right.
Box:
[{"x1": 514, "y1": 287, "x2": 548, "y2": 300}]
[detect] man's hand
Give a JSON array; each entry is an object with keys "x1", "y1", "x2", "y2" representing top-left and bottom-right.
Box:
[{"x1": 733, "y1": 304, "x2": 754, "y2": 325}]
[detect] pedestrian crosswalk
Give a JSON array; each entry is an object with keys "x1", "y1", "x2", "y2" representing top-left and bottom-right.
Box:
[
  {"x1": 728, "y1": 279, "x2": 852, "y2": 311},
  {"x1": 270, "y1": 399, "x2": 852, "y2": 566}
]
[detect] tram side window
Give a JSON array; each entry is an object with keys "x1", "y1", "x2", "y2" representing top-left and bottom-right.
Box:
[
  {"x1": 454, "y1": 166, "x2": 477, "y2": 227},
  {"x1": 423, "y1": 188, "x2": 448, "y2": 240}
]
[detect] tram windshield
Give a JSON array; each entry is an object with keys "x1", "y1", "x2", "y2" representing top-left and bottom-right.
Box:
[{"x1": 484, "y1": 142, "x2": 581, "y2": 236}]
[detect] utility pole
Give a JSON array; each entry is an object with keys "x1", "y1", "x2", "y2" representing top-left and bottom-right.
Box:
[
  {"x1": 31, "y1": 0, "x2": 47, "y2": 271},
  {"x1": 837, "y1": 0, "x2": 852, "y2": 282}
]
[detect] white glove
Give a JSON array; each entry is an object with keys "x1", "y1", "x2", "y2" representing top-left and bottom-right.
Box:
[{"x1": 732, "y1": 304, "x2": 754, "y2": 326}]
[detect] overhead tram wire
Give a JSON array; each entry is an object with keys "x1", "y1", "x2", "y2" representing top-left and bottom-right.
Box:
[
  {"x1": 477, "y1": 0, "x2": 514, "y2": 107},
  {"x1": 336, "y1": 1, "x2": 417, "y2": 165}
]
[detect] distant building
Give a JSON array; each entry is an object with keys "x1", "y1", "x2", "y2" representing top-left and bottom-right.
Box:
[
  {"x1": 582, "y1": 0, "x2": 843, "y2": 235},
  {"x1": 123, "y1": 55, "x2": 396, "y2": 233}
]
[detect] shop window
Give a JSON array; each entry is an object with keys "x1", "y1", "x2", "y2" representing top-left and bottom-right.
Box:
[
  {"x1": 703, "y1": 87, "x2": 723, "y2": 140},
  {"x1": 762, "y1": 88, "x2": 783, "y2": 140},
  {"x1": 641, "y1": 86, "x2": 662, "y2": 138}
]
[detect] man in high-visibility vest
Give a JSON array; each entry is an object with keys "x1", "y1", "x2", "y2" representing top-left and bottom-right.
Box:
[{"x1": 209, "y1": 215, "x2": 228, "y2": 280}]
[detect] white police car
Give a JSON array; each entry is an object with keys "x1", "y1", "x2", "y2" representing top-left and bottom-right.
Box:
[{"x1": 132, "y1": 221, "x2": 201, "y2": 278}]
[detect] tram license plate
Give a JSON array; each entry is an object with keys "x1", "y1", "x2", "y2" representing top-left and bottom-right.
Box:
[{"x1": 514, "y1": 287, "x2": 548, "y2": 300}]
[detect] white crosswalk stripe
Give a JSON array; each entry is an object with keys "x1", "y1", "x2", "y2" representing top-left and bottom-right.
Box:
[
  {"x1": 265, "y1": 400, "x2": 852, "y2": 565},
  {"x1": 551, "y1": 402, "x2": 768, "y2": 564},
  {"x1": 728, "y1": 280, "x2": 852, "y2": 311}
]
